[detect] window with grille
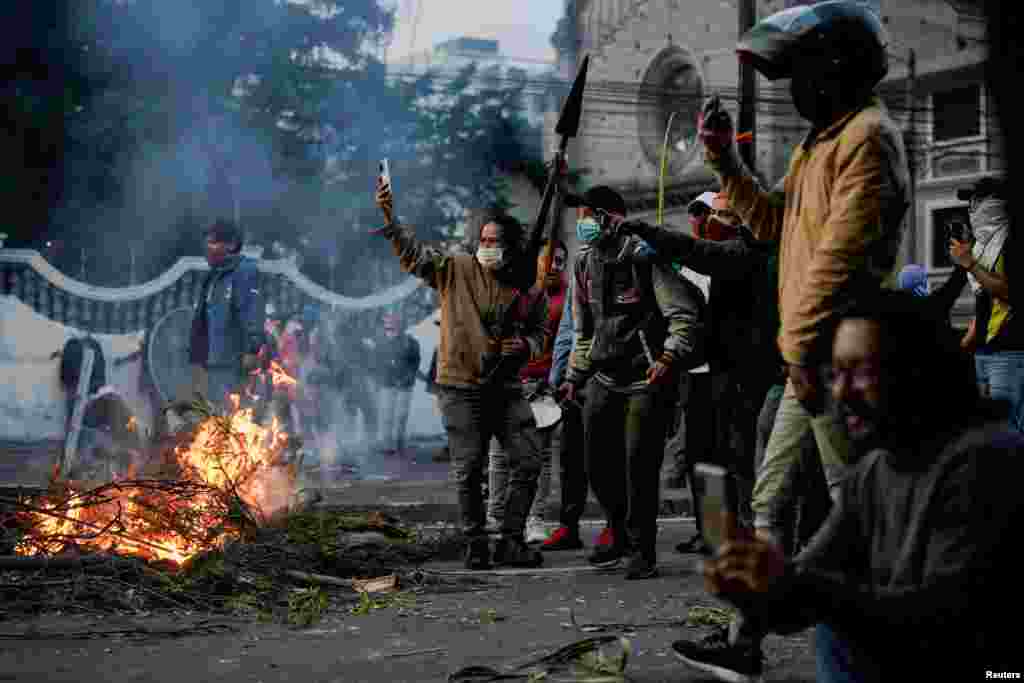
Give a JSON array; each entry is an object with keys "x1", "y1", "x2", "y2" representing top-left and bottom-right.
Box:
[{"x1": 931, "y1": 84, "x2": 982, "y2": 143}]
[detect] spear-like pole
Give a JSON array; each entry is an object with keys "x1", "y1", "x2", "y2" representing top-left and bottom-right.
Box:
[
  {"x1": 525, "y1": 55, "x2": 590, "y2": 275},
  {"x1": 483, "y1": 56, "x2": 589, "y2": 385}
]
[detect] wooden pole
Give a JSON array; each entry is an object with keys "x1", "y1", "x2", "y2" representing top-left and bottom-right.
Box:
[{"x1": 738, "y1": 0, "x2": 757, "y2": 170}]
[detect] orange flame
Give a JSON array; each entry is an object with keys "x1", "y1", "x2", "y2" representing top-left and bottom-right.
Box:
[{"x1": 16, "y1": 396, "x2": 294, "y2": 565}]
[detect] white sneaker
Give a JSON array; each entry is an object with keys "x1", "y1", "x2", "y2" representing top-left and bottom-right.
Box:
[{"x1": 525, "y1": 516, "x2": 548, "y2": 544}]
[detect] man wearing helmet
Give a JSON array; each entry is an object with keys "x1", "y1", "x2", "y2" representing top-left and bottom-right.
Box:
[
  {"x1": 700, "y1": 0, "x2": 909, "y2": 544},
  {"x1": 673, "y1": 2, "x2": 910, "y2": 680}
]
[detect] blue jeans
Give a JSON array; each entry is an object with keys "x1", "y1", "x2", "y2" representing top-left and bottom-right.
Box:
[
  {"x1": 975, "y1": 351, "x2": 1024, "y2": 432},
  {"x1": 815, "y1": 624, "x2": 879, "y2": 683}
]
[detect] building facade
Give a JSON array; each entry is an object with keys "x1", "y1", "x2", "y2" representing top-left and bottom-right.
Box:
[{"x1": 559, "y1": 0, "x2": 997, "y2": 324}]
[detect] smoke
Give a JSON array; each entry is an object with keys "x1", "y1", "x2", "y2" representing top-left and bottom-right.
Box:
[{"x1": 54, "y1": 0, "x2": 398, "y2": 288}]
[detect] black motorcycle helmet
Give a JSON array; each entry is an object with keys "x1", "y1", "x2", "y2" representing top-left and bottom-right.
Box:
[{"x1": 736, "y1": 1, "x2": 888, "y2": 88}]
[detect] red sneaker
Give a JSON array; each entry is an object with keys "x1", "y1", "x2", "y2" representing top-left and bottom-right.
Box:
[
  {"x1": 541, "y1": 526, "x2": 583, "y2": 551},
  {"x1": 595, "y1": 526, "x2": 614, "y2": 548}
]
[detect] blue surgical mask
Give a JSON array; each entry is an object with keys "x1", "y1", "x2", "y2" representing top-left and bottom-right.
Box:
[{"x1": 576, "y1": 218, "x2": 602, "y2": 243}]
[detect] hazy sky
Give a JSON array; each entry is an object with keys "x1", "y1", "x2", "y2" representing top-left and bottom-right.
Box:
[{"x1": 386, "y1": 0, "x2": 563, "y2": 64}]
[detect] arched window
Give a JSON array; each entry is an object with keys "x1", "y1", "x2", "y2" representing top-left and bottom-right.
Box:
[{"x1": 637, "y1": 46, "x2": 704, "y2": 174}]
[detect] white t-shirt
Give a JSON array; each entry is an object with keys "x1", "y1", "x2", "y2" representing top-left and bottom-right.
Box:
[{"x1": 680, "y1": 267, "x2": 710, "y2": 374}]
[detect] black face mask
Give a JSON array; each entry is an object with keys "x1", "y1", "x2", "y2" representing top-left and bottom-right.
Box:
[
  {"x1": 790, "y1": 77, "x2": 838, "y2": 129},
  {"x1": 791, "y1": 72, "x2": 872, "y2": 132}
]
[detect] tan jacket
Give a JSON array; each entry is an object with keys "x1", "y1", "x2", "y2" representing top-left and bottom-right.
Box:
[
  {"x1": 724, "y1": 98, "x2": 909, "y2": 366},
  {"x1": 384, "y1": 226, "x2": 546, "y2": 388}
]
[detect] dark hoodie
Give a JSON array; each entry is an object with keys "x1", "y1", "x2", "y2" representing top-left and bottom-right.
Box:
[{"x1": 741, "y1": 416, "x2": 1023, "y2": 677}]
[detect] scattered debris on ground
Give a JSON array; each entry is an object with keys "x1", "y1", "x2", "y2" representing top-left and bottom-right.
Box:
[
  {"x1": 684, "y1": 604, "x2": 735, "y2": 627},
  {"x1": 448, "y1": 636, "x2": 633, "y2": 682},
  {"x1": 0, "y1": 397, "x2": 472, "y2": 626}
]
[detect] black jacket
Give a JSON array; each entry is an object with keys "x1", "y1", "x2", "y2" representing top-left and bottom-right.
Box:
[{"x1": 626, "y1": 221, "x2": 783, "y2": 386}]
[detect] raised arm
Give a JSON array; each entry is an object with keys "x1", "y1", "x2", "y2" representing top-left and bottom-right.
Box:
[
  {"x1": 375, "y1": 178, "x2": 451, "y2": 290},
  {"x1": 624, "y1": 221, "x2": 766, "y2": 280}
]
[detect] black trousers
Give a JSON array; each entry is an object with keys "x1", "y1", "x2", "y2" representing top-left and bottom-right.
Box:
[
  {"x1": 439, "y1": 385, "x2": 542, "y2": 538},
  {"x1": 557, "y1": 399, "x2": 588, "y2": 531},
  {"x1": 681, "y1": 370, "x2": 771, "y2": 536},
  {"x1": 582, "y1": 380, "x2": 674, "y2": 557}
]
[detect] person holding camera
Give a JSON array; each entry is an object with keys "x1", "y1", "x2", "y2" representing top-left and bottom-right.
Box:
[
  {"x1": 950, "y1": 177, "x2": 1022, "y2": 432},
  {"x1": 374, "y1": 177, "x2": 547, "y2": 570},
  {"x1": 692, "y1": 290, "x2": 1022, "y2": 682},
  {"x1": 560, "y1": 185, "x2": 706, "y2": 580}
]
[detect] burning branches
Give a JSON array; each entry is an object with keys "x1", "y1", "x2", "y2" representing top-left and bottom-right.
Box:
[
  {"x1": 14, "y1": 395, "x2": 293, "y2": 565},
  {"x1": 0, "y1": 396, "x2": 468, "y2": 626}
]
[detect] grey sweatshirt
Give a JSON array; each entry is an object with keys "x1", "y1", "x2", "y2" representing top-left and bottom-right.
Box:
[{"x1": 738, "y1": 419, "x2": 1023, "y2": 677}]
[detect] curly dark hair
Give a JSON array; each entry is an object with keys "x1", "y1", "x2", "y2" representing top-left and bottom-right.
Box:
[{"x1": 477, "y1": 212, "x2": 525, "y2": 250}]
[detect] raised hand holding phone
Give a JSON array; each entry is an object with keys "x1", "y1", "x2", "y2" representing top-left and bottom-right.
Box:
[
  {"x1": 373, "y1": 159, "x2": 394, "y2": 232},
  {"x1": 695, "y1": 463, "x2": 739, "y2": 554}
]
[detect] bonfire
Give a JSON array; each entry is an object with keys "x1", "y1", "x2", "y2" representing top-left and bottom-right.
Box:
[{"x1": 14, "y1": 395, "x2": 295, "y2": 565}]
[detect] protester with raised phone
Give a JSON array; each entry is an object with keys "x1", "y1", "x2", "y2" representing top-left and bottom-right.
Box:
[
  {"x1": 697, "y1": 0, "x2": 910, "y2": 543},
  {"x1": 691, "y1": 290, "x2": 1022, "y2": 681},
  {"x1": 951, "y1": 176, "x2": 1022, "y2": 432},
  {"x1": 662, "y1": 3, "x2": 911, "y2": 678},
  {"x1": 373, "y1": 166, "x2": 548, "y2": 571}
]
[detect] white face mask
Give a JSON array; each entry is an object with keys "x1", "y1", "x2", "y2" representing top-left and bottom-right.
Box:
[{"x1": 476, "y1": 246, "x2": 504, "y2": 270}]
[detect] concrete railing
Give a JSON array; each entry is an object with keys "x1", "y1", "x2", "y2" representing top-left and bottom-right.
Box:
[{"x1": 0, "y1": 249, "x2": 433, "y2": 335}]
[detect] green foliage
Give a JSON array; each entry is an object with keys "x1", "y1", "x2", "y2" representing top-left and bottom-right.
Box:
[
  {"x1": 349, "y1": 590, "x2": 415, "y2": 616},
  {"x1": 685, "y1": 605, "x2": 736, "y2": 627},
  {"x1": 287, "y1": 586, "x2": 329, "y2": 627}
]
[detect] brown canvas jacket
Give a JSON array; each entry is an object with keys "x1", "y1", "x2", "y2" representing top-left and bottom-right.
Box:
[
  {"x1": 723, "y1": 97, "x2": 910, "y2": 367},
  {"x1": 383, "y1": 225, "x2": 547, "y2": 389}
]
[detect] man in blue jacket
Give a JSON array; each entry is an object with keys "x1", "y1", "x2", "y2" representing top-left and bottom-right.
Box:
[{"x1": 189, "y1": 219, "x2": 266, "y2": 411}]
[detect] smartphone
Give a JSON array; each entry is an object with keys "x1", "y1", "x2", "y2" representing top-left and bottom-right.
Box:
[
  {"x1": 379, "y1": 159, "x2": 391, "y2": 188},
  {"x1": 695, "y1": 463, "x2": 738, "y2": 554}
]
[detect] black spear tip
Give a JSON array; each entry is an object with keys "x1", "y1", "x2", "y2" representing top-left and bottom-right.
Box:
[{"x1": 555, "y1": 54, "x2": 590, "y2": 139}]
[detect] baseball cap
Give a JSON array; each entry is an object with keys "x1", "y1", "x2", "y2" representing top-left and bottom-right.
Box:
[
  {"x1": 956, "y1": 176, "x2": 1005, "y2": 202},
  {"x1": 688, "y1": 191, "x2": 717, "y2": 214},
  {"x1": 564, "y1": 185, "x2": 627, "y2": 217}
]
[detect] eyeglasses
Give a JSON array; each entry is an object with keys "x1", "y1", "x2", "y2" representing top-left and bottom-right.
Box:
[{"x1": 820, "y1": 364, "x2": 882, "y2": 391}]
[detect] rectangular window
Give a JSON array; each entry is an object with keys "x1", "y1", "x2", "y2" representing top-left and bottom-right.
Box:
[
  {"x1": 930, "y1": 205, "x2": 971, "y2": 268},
  {"x1": 932, "y1": 84, "x2": 982, "y2": 143}
]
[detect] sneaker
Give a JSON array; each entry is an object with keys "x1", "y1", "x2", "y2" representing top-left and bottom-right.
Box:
[
  {"x1": 525, "y1": 516, "x2": 548, "y2": 544},
  {"x1": 493, "y1": 537, "x2": 543, "y2": 568},
  {"x1": 541, "y1": 526, "x2": 584, "y2": 551},
  {"x1": 594, "y1": 526, "x2": 614, "y2": 548},
  {"x1": 587, "y1": 543, "x2": 629, "y2": 569},
  {"x1": 624, "y1": 552, "x2": 658, "y2": 580},
  {"x1": 676, "y1": 533, "x2": 713, "y2": 556},
  {"x1": 464, "y1": 537, "x2": 492, "y2": 571},
  {"x1": 672, "y1": 628, "x2": 763, "y2": 683}
]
